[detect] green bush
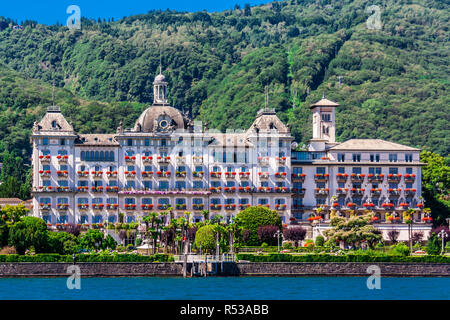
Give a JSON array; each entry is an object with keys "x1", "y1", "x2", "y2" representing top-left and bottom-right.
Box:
[
  {"x1": 0, "y1": 253, "x2": 174, "y2": 262},
  {"x1": 315, "y1": 236, "x2": 325, "y2": 247},
  {"x1": 393, "y1": 243, "x2": 411, "y2": 256},
  {"x1": 194, "y1": 225, "x2": 217, "y2": 252}
]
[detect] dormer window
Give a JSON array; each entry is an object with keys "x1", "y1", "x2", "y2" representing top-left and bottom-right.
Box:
[{"x1": 51, "y1": 120, "x2": 57, "y2": 128}]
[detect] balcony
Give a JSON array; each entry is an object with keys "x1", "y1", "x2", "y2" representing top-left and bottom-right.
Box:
[
  {"x1": 56, "y1": 155, "x2": 69, "y2": 163},
  {"x1": 224, "y1": 187, "x2": 236, "y2": 193},
  {"x1": 274, "y1": 186, "x2": 289, "y2": 193},
  {"x1": 157, "y1": 156, "x2": 171, "y2": 164},
  {"x1": 238, "y1": 186, "x2": 253, "y2": 193},
  {"x1": 175, "y1": 171, "x2": 187, "y2": 178},
  {"x1": 362, "y1": 202, "x2": 376, "y2": 209},
  {"x1": 77, "y1": 171, "x2": 89, "y2": 178},
  {"x1": 387, "y1": 174, "x2": 402, "y2": 182},
  {"x1": 209, "y1": 204, "x2": 222, "y2": 210},
  {"x1": 193, "y1": 156, "x2": 203, "y2": 164},
  {"x1": 77, "y1": 204, "x2": 89, "y2": 210},
  {"x1": 404, "y1": 174, "x2": 416, "y2": 183},
  {"x1": 292, "y1": 188, "x2": 306, "y2": 195},
  {"x1": 336, "y1": 188, "x2": 348, "y2": 196},
  {"x1": 370, "y1": 188, "x2": 382, "y2": 196},
  {"x1": 91, "y1": 186, "x2": 104, "y2": 193},
  {"x1": 38, "y1": 155, "x2": 51, "y2": 163},
  {"x1": 192, "y1": 204, "x2": 204, "y2": 210},
  {"x1": 368, "y1": 174, "x2": 384, "y2": 182},
  {"x1": 314, "y1": 173, "x2": 329, "y2": 182},
  {"x1": 141, "y1": 204, "x2": 154, "y2": 210},
  {"x1": 142, "y1": 156, "x2": 153, "y2": 163},
  {"x1": 156, "y1": 171, "x2": 171, "y2": 178},
  {"x1": 36, "y1": 186, "x2": 54, "y2": 192},
  {"x1": 210, "y1": 172, "x2": 222, "y2": 178},
  {"x1": 239, "y1": 204, "x2": 251, "y2": 210},
  {"x1": 350, "y1": 173, "x2": 365, "y2": 182},
  {"x1": 105, "y1": 204, "x2": 119, "y2": 210},
  {"x1": 124, "y1": 171, "x2": 137, "y2": 178},
  {"x1": 55, "y1": 186, "x2": 71, "y2": 192},
  {"x1": 39, "y1": 203, "x2": 51, "y2": 210},
  {"x1": 224, "y1": 204, "x2": 237, "y2": 210},
  {"x1": 292, "y1": 173, "x2": 306, "y2": 181},
  {"x1": 193, "y1": 171, "x2": 204, "y2": 178},
  {"x1": 209, "y1": 187, "x2": 222, "y2": 193},
  {"x1": 124, "y1": 155, "x2": 136, "y2": 163},
  {"x1": 224, "y1": 172, "x2": 237, "y2": 179},
  {"x1": 258, "y1": 172, "x2": 269, "y2": 180},
  {"x1": 275, "y1": 156, "x2": 287, "y2": 164},
  {"x1": 77, "y1": 186, "x2": 89, "y2": 192},
  {"x1": 381, "y1": 203, "x2": 395, "y2": 210},
  {"x1": 388, "y1": 188, "x2": 402, "y2": 196},
  {"x1": 142, "y1": 171, "x2": 153, "y2": 178},
  {"x1": 257, "y1": 156, "x2": 270, "y2": 165},
  {"x1": 274, "y1": 172, "x2": 287, "y2": 179},
  {"x1": 176, "y1": 156, "x2": 186, "y2": 164},
  {"x1": 56, "y1": 204, "x2": 69, "y2": 210},
  {"x1": 404, "y1": 188, "x2": 417, "y2": 196},
  {"x1": 314, "y1": 188, "x2": 329, "y2": 196},
  {"x1": 91, "y1": 171, "x2": 103, "y2": 178},
  {"x1": 257, "y1": 186, "x2": 272, "y2": 193},
  {"x1": 56, "y1": 170, "x2": 69, "y2": 178},
  {"x1": 238, "y1": 172, "x2": 250, "y2": 179},
  {"x1": 105, "y1": 186, "x2": 119, "y2": 192},
  {"x1": 175, "y1": 203, "x2": 187, "y2": 210},
  {"x1": 351, "y1": 188, "x2": 365, "y2": 195},
  {"x1": 39, "y1": 170, "x2": 51, "y2": 177},
  {"x1": 106, "y1": 171, "x2": 118, "y2": 178},
  {"x1": 91, "y1": 203, "x2": 105, "y2": 210},
  {"x1": 336, "y1": 173, "x2": 348, "y2": 182},
  {"x1": 274, "y1": 204, "x2": 287, "y2": 210},
  {"x1": 124, "y1": 204, "x2": 137, "y2": 210}
]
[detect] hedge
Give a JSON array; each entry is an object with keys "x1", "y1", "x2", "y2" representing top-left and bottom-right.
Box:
[
  {"x1": 235, "y1": 253, "x2": 450, "y2": 263},
  {"x1": 0, "y1": 254, "x2": 174, "y2": 263}
]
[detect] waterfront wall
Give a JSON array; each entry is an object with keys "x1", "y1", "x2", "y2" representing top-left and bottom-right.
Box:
[{"x1": 0, "y1": 262, "x2": 448, "y2": 277}]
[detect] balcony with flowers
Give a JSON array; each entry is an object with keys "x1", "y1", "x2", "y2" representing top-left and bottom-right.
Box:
[
  {"x1": 404, "y1": 188, "x2": 417, "y2": 196},
  {"x1": 336, "y1": 187, "x2": 348, "y2": 196},
  {"x1": 238, "y1": 186, "x2": 253, "y2": 193},
  {"x1": 124, "y1": 170, "x2": 136, "y2": 178},
  {"x1": 124, "y1": 203, "x2": 137, "y2": 210},
  {"x1": 157, "y1": 156, "x2": 171, "y2": 164},
  {"x1": 124, "y1": 155, "x2": 136, "y2": 163},
  {"x1": 275, "y1": 156, "x2": 287, "y2": 164},
  {"x1": 274, "y1": 186, "x2": 289, "y2": 193},
  {"x1": 370, "y1": 188, "x2": 382, "y2": 196},
  {"x1": 209, "y1": 187, "x2": 222, "y2": 193},
  {"x1": 258, "y1": 186, "x2": 272, "y2": 193},
  {"x1": 258, "y1": 172, "x2": 269, "y2": 180},
  {"x1": 404, "y1": 174, "x2": 416, "y2": 183},
  {"x1": 91, "y1": 186, "x2": 104, "y2": 193},
  {"x1": 56, "y1": 170, "x2": 69, "y2": 178},
  {"x1": 291, "y1": 188, "x2": 306, "y2": 195},
  {"x1": 368, "y1": 173, "x2": 384, "y2": 182},
  {"x1": 346, "y1": 202, "x2": 357, "y2": 209},
  {"x1": 77, "y1": 170, "x2": 89, "y2": 177},
  {"x1": 387, "y1": 173, "x2": 402, "y2": 182},
  {"x1": 257, "y1": 204, "x2": 271, "y2": 208},
  {"x1": 193, "y1": 156, "x2": 203, "y2": 164},
  {"x1": 105, "y1": 203, "x2": 119, "y2": 210},
  {"x1": 193, "y1": 171, "x2": 204, "y2": 178},
  {"x1": 224, "y1": 172, "x2": 237, "y2": 179},
  {"x1": 91, "y1": 170, "x2": 103, "y2": 178},
  {"x1": 175, "y1": 203, "x2": 187, "y2": 210},
  {"x1": 210, "y1": 204, "x2": 222, "y2": 210},
  {"x1": 274, "y1": 204, "x2": 287, "y2": 210},
  {"x1": 156, "y1": 171, "x2": 171, "y2": 178},
  {"x1": 239, "y1": 203, "x2": 251, "y2": 210},
  {"x1": 292, "y1": 173, "x2": 306, "y2": 181},
  {"x1": 141, "y1": 204, "x2": 154, "y2": 210},
  {"x1": 362, "y1": 202, "x2": 375, "y2": 209},
  {"x1": 106, "y1": 171, "x2": 118, "y2": 178},
  {"x1": 314, "y1": 173, "x2": 329, "y2": 182},
  {"x1": 381, "y1": 202, "x2": 395, "y2": 210},
  {"x1": 105, "y1": 186, "x2": 119, "y2": 193},
  {"x1": 350, "y1": 173, "x2": 365, "y2": 182},
  {"x1": 142, "y1": 156, "x2": 153, "y2": 163},
  {"x1": 307, "y1": 215, "x2": 323, "y2": 222},
  {"x1": 92, "y1": 203, "x2": 105, "y2": 210},
  {"x1": 336, "y1": 173, "x2": 348, "y2": 182},
  {"x1": 224, "y1": 186, "x2": 236, "y2": 193},
  {"x1": 331, "y1": 202, "x2": 340, "y2": 209},
  {"x1": 417, "y1": 203, "x2": 424, "y2": 209},
  {"x1": 56, "y1": 186, "x2": 71, "y2": 192},
  {"x1": 192, "y1": 203, "x2": 204, "y2": 210},
  {"x1": 36, "y1": 186, "x2": 54, "y2": 192},
  {"x1": 39, "y1": 155, "x2": 51, "y2": 163},
  {"x1": 351, "y1": 188, "x2": 365, "y2": 195},
  {"x1": 257, "y1": 156, "x2": 269, "y2": 165},
  {"x1": 385, "y1": 212, "x2": 401, "y2": 223},
  {"x1": 224, "y1": 204, "x2": 237, "y2": 210},
  {"x1": 175, "y1": 171, "x2": 187, "y2": 178},
  {"x1": 314, "y1": 188, "x2": 329, "y2": 196},
  {"x1": 274, "y1": 172, "x2": 287, "y2": 179},
  {"x1": 56, "y1": 203, "x2": 69, "y2": 210},
  {"x1": 210, "y1": 171, "x2": 222, "y2": 178},
  {"x1": 239, "y1": 172, "x2": 250, "y2": 179},
  {"x1": 77, "y1": 203, "x2": 89, "y2": 210},
  {"x1": 141, "y1": 171, "x2": 154, "y2": 178},
  {"x1": 39, "y1": 170, "x2": 51, "y2": 177},
  {"x1": 175, "y1": 156, "x2": 186, "y2": 164},
  {"x1": 56, "y1": 155, "x2": 69, "y2": 163},
  {"x1": 388, "y1": 188, "x2": 402, "y2": 196},
  {"x1": 77, "y1": 186, "x2": 89, "y2": 192},
  {"x1": 39, "y1": 203, "x2": 51, "y2": 210}
]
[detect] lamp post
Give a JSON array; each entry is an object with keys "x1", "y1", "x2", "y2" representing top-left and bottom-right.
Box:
[
  {"x1": 438, "y1": 229, "x2": 446, "y2": 255},
  {"x1": 274, "y1": 230, "x2": 283, "y2": 252}
]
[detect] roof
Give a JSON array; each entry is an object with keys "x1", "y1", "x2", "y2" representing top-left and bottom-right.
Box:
[
  {"x1": 330, "y1": 139, "x2": 420, "y2": 151},
  {"x1": 246, "y1": 109, "x2": 290, "y2": 135},
  {"x1": 33, "y1": 106, "x2": 75, "y2": 134},
  {"x1": 75, "y1": 134, "x2": 119, "y2": 146},
  {"x1": 133, "y1": 105, "x2": 187, "y2": 133},
  {"x1": 309, "y1": 98, "x2": 339, "y2": 109},
  {"x1": 0, "y1": 198, "x2": 31, "y2": 208}
]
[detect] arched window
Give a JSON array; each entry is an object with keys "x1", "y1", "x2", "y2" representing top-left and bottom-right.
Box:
[
  {"x1": 81, "y1": 151, "x2": 85, "y2": 161},
  {"x1": 100, "y1": 151, "x2": 104, "y2": 162},
  {"x1": 85, "y1": 151, "x2": 90, "y2": 161},
  {"x1": 94, "y1": 151, "x2": 99, "y2": 161},
  {"x1": 110, "y1": 151, "x2": 114, "y2": 161},
  {"x1": 90, "y1": 151, "x2": 94, "y2": 162}
]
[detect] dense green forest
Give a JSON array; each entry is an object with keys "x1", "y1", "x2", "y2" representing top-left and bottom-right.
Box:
[{"x1": 0, "y1": 0, "x2": 448, "y2": 218}]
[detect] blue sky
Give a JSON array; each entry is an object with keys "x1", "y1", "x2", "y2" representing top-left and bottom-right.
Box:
[{"x1": 1, "y1": 0, "x2": 272, "y2": 25}]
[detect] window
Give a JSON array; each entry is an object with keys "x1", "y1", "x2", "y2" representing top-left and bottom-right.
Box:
[
  {"x1": 225, "y1": 198, "x2": 235, "y2": 205},
  {"x1": 405, "y1": 154, "x2": 413, "y2": 162},
  {"x1": 143, "y1": 181, "x2": 152, "y2": 189},
  {"x1": 369, "y1": 167, "x2": 382, "y2": 174},
  {"x1": 175, "y1": 181, "x2": 186, "y2": 190},
  {"x1": 81, "y1": 151, "x2": 85, "y2": 161},
  {"x1": 40, "y1": 197, "x2": 51, "y2": 205},
  {"x1": 389, "y1": 154, "x2": 398, "y2": 162},
  {"x1": 406, "y1": 167, "x2": 413, "y2": 174},
  {"x1": 57, "y1": 198, "x2": 68, "y2": 205},
  {"x1": 258, "y1": 198, "x2": 268, "y2": 205},
  {"x1": 159, "y1": 181, "x2": 169, "y2": 190},
  {"x1": 125, "y1": 181, "x2": 135, "y2": 189},
  {"x1": 106, "y1": 198, "x2": 117, "y2": 204},
  {"x1": 211, "y1": 181, "x2": 221, "y2": 188},
  {"x1": 176, "y1": 198, "x2": 186, "y2": 205},
  {"x1": 43, "y1": 138, "x2": 48, "y2": 145},
  {"x1": 406, "y1": 182, "x2": 413, "y2": 189},
  {"x1": 240, "y1": 181, "x2": 250, "y2": 187},
  {"x1": 125, "y1": 198, "x2": 135, "y2": 205},
  {"x1": 60, "y1": 139, "x2": 65, "y2": 146},
  {"x1": 277, "y1": 167, "x2": 286, "y2": 172},
  {"x1": 316, "y1": 167, "x2": 325, "y2": 174},
  {"x1": 321, "y1": 113, "x2": 331, "y2": 122},
  {"x1": 211, "y1": 198, "x2": 221, "y2": 205},
  {"x1": 144, "y1": 139, "x2": 150, "y2": 146},
  {"x1": 77, "y1": 198, "x2": 89, "y2": 204},
  {"x1": 316, "y1": 182, "x2": 326, "y2": 189},
  {"x1": 389, "y1": 167, "x2": 398, "y2": 174},
  {"x1": 370, "y1": 154, "x2": 380, "y2": 162},
  {"x1": 226, "y1": 181, "x2": 235, "y2": 187},
  {"x1": 193, "y1": 181, "x2": 203, "y2": 189},
  {"x1": 352, "y1": 167, "x2": 362, "y2": 174},
  {"x1": 193, "y1": 198, "x2": 203, "y2": 205},
  {"x1": 58, "y1": 180, "x2": 68, "y2": 187},
  {"x1": 293, "y1": 167, "x2": 302, "y2": 174},
  {"x1": 92, "y1": 197, "x2": 103, "y2": 204},
  {"x1": 338, "y1": 182, "x2": 345, "y2": 188},
  {"x1": 337, "y1": 153, "x2": 345, "y2": 162},
  {"x1": 352, "y1": 153, "x2": 361, "y2": 162},
  {"x1": 195, "y1": 166, "x2": 203, "y2": 172},
  {"x1": 316, "y1": 198, "x2": 326, "y2": 205},
  {"x1": 127, "y1": 139, "x2": 133, "y2": 146},
  {"x1": 338, "y1": 167, "x2": 345, "y2": 174},
  {"x1": 389, "y1": 183, "x2": 399, "y2": 189}
]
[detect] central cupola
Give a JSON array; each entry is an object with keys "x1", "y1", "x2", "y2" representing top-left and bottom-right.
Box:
[{"x1": 153, "y1": 67, "x2": 168, "y2": 105}]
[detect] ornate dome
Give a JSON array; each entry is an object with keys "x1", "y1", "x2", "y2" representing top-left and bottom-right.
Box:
[
  {"x1": 133, "y1": 105, "x2": 187, "y2": 133},
  {"x1": 154, "y1": 73, "x2": 166, "y2": 83}
]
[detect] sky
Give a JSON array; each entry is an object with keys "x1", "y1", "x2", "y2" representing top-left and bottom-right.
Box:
[{"x1": 1, "y1": 0, "x2": 273, "y2": 25}]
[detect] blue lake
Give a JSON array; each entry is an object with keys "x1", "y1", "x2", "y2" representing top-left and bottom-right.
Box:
[{"x1": 0, "y1": 276, "x2": 448, "y2": 300}]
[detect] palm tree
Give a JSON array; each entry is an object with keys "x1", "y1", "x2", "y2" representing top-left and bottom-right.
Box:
[{"x1": 201, "y1": 209, "x2": 209, "y2": 223}]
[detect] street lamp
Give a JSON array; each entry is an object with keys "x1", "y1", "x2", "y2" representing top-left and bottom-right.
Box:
[
  {"x1": 274, "y1": 230, "x2": 283, "y2": 252},
  {"x1": 438, "y1": 229, "x2": 447, "y2": 255}
]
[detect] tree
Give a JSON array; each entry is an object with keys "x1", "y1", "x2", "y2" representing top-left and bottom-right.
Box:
[
  {"x1": 411, "y1": 232, "x2": 424, "y2": 244},
  {"x1": 78, "y1": 229, "x2": 104, "y2": 251},
  {"x1": 194, "y1": 224, "x2": 217, "y2": 252},
  {"x1": 387, "y1": 230, "x2": 400, "y2": 244},
  {"x1": 323, "y1": 214, "x2": 382, "y2": 249},
  {"x1": 426, "y1": 232, "x2": 441, "y2": 255},
  {"x1": 235, "y1": 206, "x2": 282, "y2": 246},
  {"x1": 243, "y1": 4, "x2": 251, "y2": 16},
  {"x1": 283, "y1": 226, "x2": 306, "y2": 247},
  {"x1": 257, "y1": 225, "x2": 279, "y2": 246},
  {"x1": 8, "y1": 217, "x2": 48, "y2": 254},
  {"x1": 47, "y1": 231, "x2": 78, "y2": 254}
]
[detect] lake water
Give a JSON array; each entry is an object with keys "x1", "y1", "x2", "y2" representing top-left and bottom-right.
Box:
[{"x1": 0, "y1": 276, "x2": 448, "y2": 300}]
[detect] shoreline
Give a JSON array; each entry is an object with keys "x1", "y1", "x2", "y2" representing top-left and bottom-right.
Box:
[{"x1": 1, "y1": 262, "x2": 449, "y2": 278}]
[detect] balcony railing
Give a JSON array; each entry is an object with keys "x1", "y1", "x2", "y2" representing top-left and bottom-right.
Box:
[
  {"x1": 274, "y1": 204, "x2": 287, "y2": 210},
  {"x1": 351, "y1": 188, "x2": 365, "y2": 195},
  {"x1": 209, "y1": 204, "x2": 222, "y2": 210},
  {"x1": 224, "y1": 172, "x2": 237, "y2": 179},
  {"x1": 336, "y1": 188, "x2": 348, "y2": 195},
  {"x1": 156, "y1": 171, "x2": 171, "y2": 178},
  {"x1": 124, "y1": 156, "x2": 136, "y2": 163},
  {"x1": 141, "y1": 204, "x2": 154, "y2": 210},
  {"x1": 39, "y1": 155, "x2": 51, "y2": 163},
  {"x1": 336, "y1": 173, "x2": 348, "y2": 182},
  {"x1": 314, "y1": 188, "x2": 329, "y2": 196},
  {"x1": 142, "y1": 156, "x2": 153, "y2": 163},
  {"x1": 193, "y1": 156, "x2": 203, "y2": 164},
  {"x1": 175, "y1": 171, "x2": 187, "y2": 178},
  {"x1": 192, "y1": 204, "x2": 204, "y2": 210},
  {"x1": 292, "y1": 188, "x2": 306, "y2": 195},
  {"x1": 91, "y1": 171, "x2": 103, "y2": 178},
  {"x1": 275, "y1": 156, "x2": 287, "y2": 164},
  {"x1": 224, "y1": 204, "x2": 237, "y2": 210},
  {"x1": 224, "y1": 187, "x2": 236, "y2": 193},
  {"x1": 257, "y1": 156, "x2": 270, "y2": 165},
  {"x1": 387, "y1": 174, "x2": 402, "y2": 182},
  {"x1": 274, "y1": 187, "x2": 289, "y2": 193},
  {"x1": 193, "y1": 171, "x2": 204, "y2": 178},
  {"x1": 404, "y1": 174, "x2": 416, "y2": 183},
  {"x1": 157, "y1": 156, "x2": 171, "y2": 163},
  {"x1": 238, "y1": 172, "x2": 250, "y2": 179},
  {"x1": 56, "y1": 170, "x2": 69, "y2": 178},
  {"x1": 238, "y1": 186, "x2": 253, "y2": 193},
  {"x1": 314, "y1": 173, "x2": 329, "y2": 181},
  {"x1": 77, "y1": 171, "x2": 89, "y2": 177},
  {"x1": 142, "y1": 171, "x2": 154, "y2": 178},
  {"x1": 258, "y1": 172, "x2": 269, "y2": 179},
  {"x1": 210, "y1": 172, "x2": 222, "y2": 178},
  {"x1": 292, "y1": 173, "x2": 306, "y2": 181},
  {"x1": 56, "y1": 155, "x2": 69, "y2": 163},
  {"x1": 368, "y1": 174, "x2": 384, "y2": 182},
  {"x1": 274, "y1": 172, "x2": 287, "y2": 179},
  {"x1": 350, "y1": 174, "x2": 365, "y2": 182}
]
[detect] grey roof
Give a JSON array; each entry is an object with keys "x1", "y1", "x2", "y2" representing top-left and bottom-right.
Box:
[
  {"x1": 133, "y1": 105, "x2": 187, "y2": 132},
  {"x1": 330, "y1": 139, "x2": 420, "y2": 151},
  {"x1": 310, "y1": 98, "x2": 339, "y2": 109},
  {"x1": 246, "y1": 109, "x2": 290, "y2": 135},
  {"x1": 34, "y1": 106, "x2": 75, "y2": 134},
  {"x1": 75, "y1": 134, "x2": 119, "y2": 146}
]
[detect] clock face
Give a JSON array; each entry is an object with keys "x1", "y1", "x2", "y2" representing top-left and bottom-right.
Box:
[{"x1": 159, "y1": 119, "x2": 169, "y2": 129}]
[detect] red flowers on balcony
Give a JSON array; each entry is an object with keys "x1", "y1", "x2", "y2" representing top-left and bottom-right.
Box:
[
  {"x1": 141, "y1": 204, "x2": 154, "y2": 210},
  {"x1": 142, "y1": 156, "x2": 153, "y2": 161},
  {"x1": 363, "y1": 203, "x2": 375, "y2": 208},
  {"x1": 210, "y1": 172, "x2": 222, "y2": 178},
  {"x1": 124, "y1": 204, "x2": 137, "y2": 210},
  {"x1": 381, "y1": 203, "x2": 395, "y2": 208},
  {"x1": 422, "y1": 217, "x2": 433, "y2": 222},
  {"x1": 346, "y1": 202, "x2": 356, "y2": 207},
  {"x1": 275, "y1": 172, "x2": 287, "y2": 178},
  {"x1": 399, "y1": 203, "x2": 409, "y2": 207},
  {"x1": 314, "y1": 173, "x2": 328, "y2": 180},
  {"x1": 332, "y1": 203, "x2": 340, "y2": 207},
  {"x1": 417, "y1": 203, "x2": 424, "y2": 208}
]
